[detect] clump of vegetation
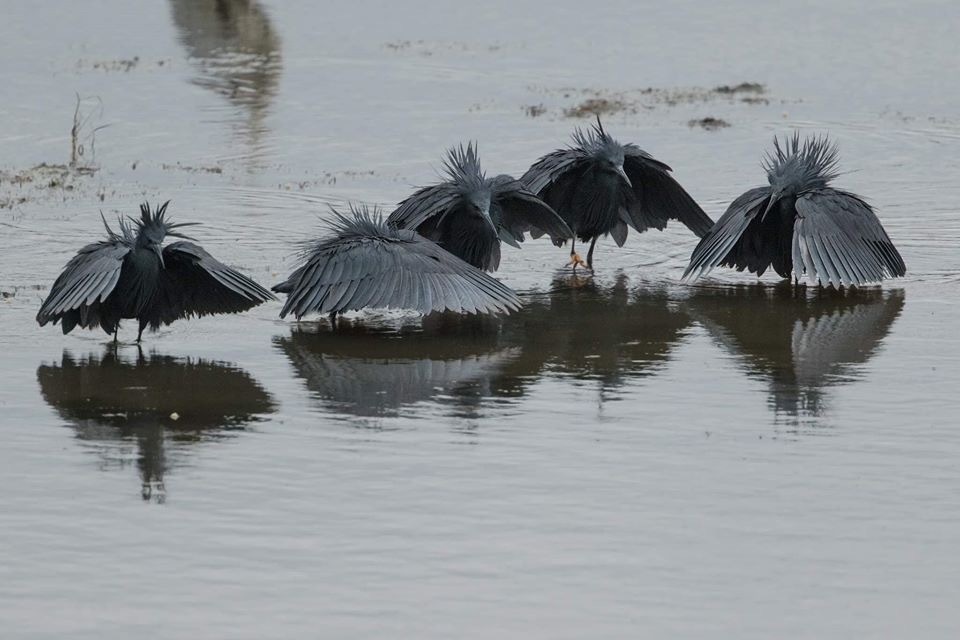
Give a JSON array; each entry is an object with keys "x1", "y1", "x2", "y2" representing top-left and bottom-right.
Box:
[
  {"x1": 563, "y1": 97, "x2": 631, "y2": 118},
  {"x1": 688, "y1": 117, "x2": 731, "y2": 131},
  {"x1": 529, "y1": 81, "x2": 771, "y2": 120},
  {"x1": 524, "y1": 104, "x2": 546, "y2": 117},
  {"x1": 161, "y1": 162, "x2": 223, "y2": 174},
  {"x1": 714, "y1": 82, "x2": 765, "y2": 94}
]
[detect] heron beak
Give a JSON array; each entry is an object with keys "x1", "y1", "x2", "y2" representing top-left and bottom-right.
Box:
[
  {"x1": 498, "y1": 226, "x2": 521, "y2": 248},
  {"x1": 616, "y1": 165, "x2": 632, "y2": 188},
  {"x1": 761, "y1": 193, "x2": 780, "y2": 221},
  {"x1": 477, "y1": 206, "x2": 498, "y2": 238},
  {"x1": 153, "y1": 244, "x2": 165, "y2": 268}
]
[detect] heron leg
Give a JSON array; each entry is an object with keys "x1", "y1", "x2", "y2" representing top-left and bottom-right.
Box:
[
  {"x1": 586, "y1": 237, "x2": 598, "y2": 270},
  {"x1": 137, "y1": 320, "x2": 146, "y2": 344},
  {"x1": 113, "y1": 327, "x2": 118, "y2": 343},
  {"x1": 329, "y1": 312, "x2": 338, "y2": 330},
  {"x1": 568, "y1": 238, "x2": 587, "y2": 270}
]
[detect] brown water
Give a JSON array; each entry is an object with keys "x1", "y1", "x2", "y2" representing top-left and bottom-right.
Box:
[{"x1": 2, "y1": 1, "x2": 959, "y2": 637}]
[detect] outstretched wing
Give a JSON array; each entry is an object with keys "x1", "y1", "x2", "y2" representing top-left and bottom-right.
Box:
[
  {"x1": 683, "y1": 187, "x2": 770, "y2": 280},
  {"x1": 622, "y1": 146, "x2": 713, "y2": 237},
  {"x1": 148, "y1": 242, "x2": 275, "y2": 328},
  {"x1": 37, "y1": 239, "x2": 131, "y2": 331},
  {"x1": 489, "y1": 175, "x2": 573, "y2": 244},
  {"x1": 520, "y1": 148, "x2": 586, "y2": 195},
  {"x1": 792, "y1": 189, "x2": 905, "y2": 287},
  {"x1": 387, "y1": 182, "x2": 461, "y2": 234},
  {"x1": 274, "y1": 225, "x2": 521, "y2": 319}
]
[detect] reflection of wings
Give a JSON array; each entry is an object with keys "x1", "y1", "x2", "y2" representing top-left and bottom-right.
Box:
[
  {"x1": 169, "y1": 0, "x2": 281, "y2": 152},
  {"x1": 277, "y1": 278, "x2": 697, "y2": 419},
  {"x1": 37, "y1": 349, "x2": 274, "y2": 500},
  {"x1": 789, "y1": 294, "x2": 904, "y2": 386},
  {"x1": 493, "y1": 277, "x2": 694, "y2": 393},
  {"x1": 275, "y1": 328, "x2": 514, "y2": 418},
  {"x1": 686, "y1": 285, "x2": 905, "y2": 418}
]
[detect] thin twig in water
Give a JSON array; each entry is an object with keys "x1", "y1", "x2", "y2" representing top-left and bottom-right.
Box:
[{"x1": 70, "y1": 93, "x2": 108, "y2": 172}]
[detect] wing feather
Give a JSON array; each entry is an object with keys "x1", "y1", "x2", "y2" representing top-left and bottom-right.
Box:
[
  {"x1": 37, "y1": 239, "x2": 131, "y2": 328},
  {"x1": 147, "y1": 241, "x2": 275, "y2": 329},
  {"x1": 275, "y1": 212, "x2": 520, "y2": 319},
  {"x1": 793, "y1": 190, "x2": 905, "y2": 286},
  {"x1": 623, "y1": 148, "x2": 713, "y2": 237},
  {"x1": 489, "y1": 174, "x2": 573, "y2": 243},
  {"x1": 520, "y1": 148, "x2": 586, "y2": 194},
  {"x1": 387, "y1": 183, "x2": 460, "y2": 232},
  {"x1": 683, "y1": 188, "x2": 769, "y2": 280}
]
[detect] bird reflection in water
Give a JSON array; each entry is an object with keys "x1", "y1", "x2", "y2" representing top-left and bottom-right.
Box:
[
  {"x1": 686, "y1": 284, "x2": 905, "y2": 423},
  {"x1": 169, "y1": 0, "x2": 281, "y2": 160},
  {"x1": 37, "y1": 349, "x2": 275, "y2": 502},
  {"x1": 275, "y1": 322, "x2": 515, "y2": 421},
  {"x1": 496, "y1": 274, "x2": 694, "y2": 394},
  {"x1": 276, "y1": 275, "x2": 696, "y2": 421}
]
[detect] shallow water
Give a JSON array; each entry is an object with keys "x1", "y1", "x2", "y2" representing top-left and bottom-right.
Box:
[{"x1": 2, "y1": 1, "x2": 959, "y2": 638}]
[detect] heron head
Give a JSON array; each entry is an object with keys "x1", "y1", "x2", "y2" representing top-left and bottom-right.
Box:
[
  {"x1": 606, "y1": 157, "x2": 631, "y2": 187},
  {"x1": 467, "y1": 192, "x2": 497, "y2": 235},
  {"x1": 573, "y1": 118, "x2": 630, "y2": 186},
  {"x1": 764, "y1": 133, "x2": 840, "y2": 194},
  {"x1": 132, "y1": 201, "x2": 198, "y2": 263}
]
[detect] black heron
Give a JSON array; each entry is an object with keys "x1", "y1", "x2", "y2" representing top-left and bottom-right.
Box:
[
  {"x1": 387, "y1": 142, "x2": 572, "y2": 271},
  {"x1": 273, "y1": 204, "x2": 522, "y2": 324},
  {"x1": 36, "y1": 201, "x2": 276, "y2": 342},
  {"x1": 683, "y1": 134, "x2": 906, "y2": 287},
  {"x1": 521, "y1": 118, "x2": 713, "y2": 270}
]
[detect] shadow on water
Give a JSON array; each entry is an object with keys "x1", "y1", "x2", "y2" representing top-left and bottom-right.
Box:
[
  {"x1": 37, "y1": 349, "x2": 275, "y2": 502},
  {"x1": 275, "y1": 275, "x2": 696, "y2": 422},
  {"x1": 685, "y1": 283, "x2": 906, "y2": 425},
  {"x1": 169, "y1": 0, "x2": 282, "y2": 160}
]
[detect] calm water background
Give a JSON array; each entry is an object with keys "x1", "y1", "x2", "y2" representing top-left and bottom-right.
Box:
[{"x1": 1, "y1": 1, "x2": 959, "y2": 638}]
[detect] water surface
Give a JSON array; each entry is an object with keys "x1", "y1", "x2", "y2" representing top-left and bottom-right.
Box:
[{"x1": 1, "y1": 1, "x2": 959, "y2": 638}]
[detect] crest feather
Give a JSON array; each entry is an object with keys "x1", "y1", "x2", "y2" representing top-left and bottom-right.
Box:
[
  {"x1": 442, "y1": 142, "x2": 485, "y2": 191},
  {"x1": 763, "y1": 133, "x2": 840, "y2": 189},
  {"x1": 131, "y1": 201, "x2": 198, "y2": 241}
]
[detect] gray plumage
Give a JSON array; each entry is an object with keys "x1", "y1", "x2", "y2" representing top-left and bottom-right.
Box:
[
  {"x1": 387, "y1": 143, "x2": 572, "y2": 271},
  {"x1": 273, "y1": 204, "x2": 522, "y2": 319},
  {"x1": 684, "y1": 134, "x2": 906, "y2": 287},
  {"x1": 522, "y1": 118, "x2": 713, "y2": 269},
  {"x1": 36, "y1": 201, "x2": 276, "y2": 341}
]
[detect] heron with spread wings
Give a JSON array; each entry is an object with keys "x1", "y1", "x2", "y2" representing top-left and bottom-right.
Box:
[
  {"x1": 273, "y1": 204, "x2": 521, "y2": 324},
  {"x1": 683, "y1": 134, "x2": 905, "y2": 287},
  {"x1": 36, "y1": 201, "x2": 275, "y2": 342},
  {"x1": 387, "y1": 143, "x2": 572, "y2": 272},
  {"x1": 522, "y1": 118, "x2": 713, "y2": 270}
]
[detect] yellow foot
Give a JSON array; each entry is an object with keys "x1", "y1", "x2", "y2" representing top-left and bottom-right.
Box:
[{"x1": 568, "y1": 253, "x2": 589, "y2": 270}]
